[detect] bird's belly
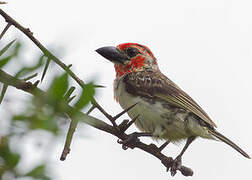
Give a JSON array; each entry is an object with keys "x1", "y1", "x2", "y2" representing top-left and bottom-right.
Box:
[{"x1": 115, "y1": 85, "x2": 190, "y2": 141}]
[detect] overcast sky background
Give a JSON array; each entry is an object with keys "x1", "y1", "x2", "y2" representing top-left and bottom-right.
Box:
[{"x1": 1, "y1": 0, "x2": 252, "y2": 179}]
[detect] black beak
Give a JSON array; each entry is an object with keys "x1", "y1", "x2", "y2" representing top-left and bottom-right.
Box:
[{"x1": 96, "y1": 46, "x2": 129, "y2": 64}]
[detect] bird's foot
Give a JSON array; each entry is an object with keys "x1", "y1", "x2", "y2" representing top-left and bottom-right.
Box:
[
  {"x1": 170, "y1": 156, "x2": 182, "y2": 176},
  {"x1": 117, "y1": 132, "x2": 141, "y2": 150}
]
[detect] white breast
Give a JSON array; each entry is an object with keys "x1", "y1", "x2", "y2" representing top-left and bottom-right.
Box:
[
  {"x1": 114, "y1": 76, "x2": 186, "y2": 140},
  {"x1": 113, "y1": 76, "x2": 214, "y2": 141}
]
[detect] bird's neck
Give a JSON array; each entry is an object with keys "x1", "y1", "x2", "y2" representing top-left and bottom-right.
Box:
[{"x1": 114, "y1": 62, "x2": 159, "y2": 78}]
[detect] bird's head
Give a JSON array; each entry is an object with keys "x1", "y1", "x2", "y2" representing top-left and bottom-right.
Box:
[{"x1": 96, "y1": 43, "x2": 159, "y2": 77}]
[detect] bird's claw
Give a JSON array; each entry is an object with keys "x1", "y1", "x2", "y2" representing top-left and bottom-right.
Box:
[
  {"x1": 170, "y1": 157, "x2": 182, "y2": 176},
  {"x1": 117, "y1": 132, "x2": 140, "y2": 150}
]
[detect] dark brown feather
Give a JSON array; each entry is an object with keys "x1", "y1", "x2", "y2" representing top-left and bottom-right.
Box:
[{"x1": 123, "y1": 70, "x2": 217, "y2": 127}]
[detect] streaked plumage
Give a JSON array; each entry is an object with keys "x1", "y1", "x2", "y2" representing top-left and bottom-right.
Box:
[{"x1": 96, "y1": 43, "x2": 250, "y2": 160}]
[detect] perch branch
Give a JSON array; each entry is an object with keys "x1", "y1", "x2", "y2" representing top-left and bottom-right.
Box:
[{"x1": 0, "y1": 69, "x2": 193, "y2": 176}]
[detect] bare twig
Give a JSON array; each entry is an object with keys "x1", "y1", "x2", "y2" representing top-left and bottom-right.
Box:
[
  {"x1": 94, "y1": 102, "x2": 116, "y2": 127},
  {"x1": 60, "y1": 115, "x2": 78, "y2": 161},
  {"x1": 0, "y1": 22, "x2": 11, "y2": 40},
  {"x1": 159, "y1": 141, "x2": 170, "y2": 152},
  {"x1": 0, "y1": 83, "x2": 7, "y2": 104},
  {"x1": 61, "y1": 87, "x2": 77, "y2": 161},
  {"x1": 41, "y1": 57, "x2": 51, "y2": 82},
  {"x1": 120, "y1": 114, "x2": 139, "y2": 132},
  {"x1": 86, "y1": 105, "x2": 96, "y2": 115},
  {"x1": 22, "y1": 73, "x2": 38, "y2": 81},
  {"x1": 112, "y1": 102, "x2": 138, "y2": 121}
]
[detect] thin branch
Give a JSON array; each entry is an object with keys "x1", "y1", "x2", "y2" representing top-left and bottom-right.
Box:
[
  {"x1": 86, "y1": 105, "x2": 96, "y2": 115},
  {"x1": 0, "y1": 69, "x2": 193, "y2": 176},
  {"x1": 0, "y1": 83, "x2": 8, "y2": 104},
  {"x1": 112, "y1": 103, "x2": 138, "y2": 121},
  {"x1": 159, "y1": 141, "x2": 170, "y2": 152},
  {"x1": 22, "y1": 73, "x2": 38, "y2": 81},
  {"x1": 67, "y1": 95, "x2": 76, "y2": 103},
  {"x1": 60, "y1": 86, "x2": 77, "y2": 161},
  {"x1": 0, "y1": 22, "x2": 11, "y2": 40},
  {"x1": 60, "y1": 115, "x2": 78, "y2": 161},
  {"x1": 63, "y1": 86, "x2": 75, "y2": 101},
  {"x1": 94, "y1": 102, "x2": 117, "y2": 127},
  {"x1": 41, "y1": 57, "x2": 51, "y2": 82},
  {"x1": 119, "y1": 114, "x2": 139, "y2": 132}
]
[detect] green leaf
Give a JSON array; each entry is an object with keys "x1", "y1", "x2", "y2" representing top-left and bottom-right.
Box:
[
  {"x1": 0, "y1": 39, "x2": 16, "y2": 57},
  {"x1": 0, "y1": 55, "x2": 11, "y2": 68},
  {"x1": 25, "y1": 164, "x2": 50, "y2": 180},
  {"x1": 41, "y1": 57, "x2": 51, "y2": 82},
  {"x1": 12, "y1": 115, "x2": 28, "y2": 121},
  {"x1": 48, "y1": 73, "x2": 68, "y2": 100},
  {"x1": 12, "y1": 41, "x2": 21, "y2": 57},
  {"x1": 6, "y1": 152, "x2": 20, "y2": 169},
  {"x1": 0, "y1": 137, "x2": 20, "y2": 169},
  {"x1": 13, "y1": 113, "x2": 59, "y2": 135},
  {"x1": 74, "y1": 82, "x2": 95, "y2": 110},
  {"x1": 30, "y1": 115, "x2": 58, "y2": 134}
]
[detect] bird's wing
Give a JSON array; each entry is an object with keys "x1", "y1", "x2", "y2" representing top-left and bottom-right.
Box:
[{"x1": 123, "y1": 71, "x2": 217, "y2": 127}]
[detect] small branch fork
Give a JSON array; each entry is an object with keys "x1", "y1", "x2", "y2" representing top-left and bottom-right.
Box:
[
  {"x1": 0, "y1": 9, "x2": 193, "y2": 177},
  {"x1": 91, "y1": 101, "x2": 193, "y2": 176}
]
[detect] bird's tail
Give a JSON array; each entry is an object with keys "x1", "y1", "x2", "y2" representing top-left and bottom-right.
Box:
[{"x1": 208, "y1": 129, "x2": 250, "y2": 159}]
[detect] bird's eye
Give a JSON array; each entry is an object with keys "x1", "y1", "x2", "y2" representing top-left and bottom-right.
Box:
[{"x1": 126, "y1": 47, "x2": 140, "y2": 58}]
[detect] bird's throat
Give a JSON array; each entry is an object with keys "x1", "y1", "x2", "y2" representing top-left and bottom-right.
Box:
[{"x1": 114, "y1": 56, "x2": 145, "y2": 77}]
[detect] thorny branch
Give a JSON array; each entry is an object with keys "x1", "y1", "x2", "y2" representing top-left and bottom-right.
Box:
[
  {"x1": 0, "y1": 9, "x2": 193, "y2": 177},
  {"x1": 0, "y1": 7, "x2": 103, "y2": 160}
]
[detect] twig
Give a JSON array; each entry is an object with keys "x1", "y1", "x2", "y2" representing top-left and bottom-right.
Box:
[
  {"x1": 67, "y1": 95, "x2": 76, "y2": 103},
  {"x1": 0, "y1": 69, "x2": 193, "y2": 176},
  {"x1": 0, "y1": 83, "x2": 7, "y2": 104},
  {"x1": 22, "y1": 73, "x2": 38, "y2": 81},
  {"x1": 112, "y1": 103, "x2": 138, "y2": 121},
  {"x1": 0, "y1": 22, "x2": 11, "y2": 40},
  {"x1": 94, "y1": 102, "x2": 116, "y2": 127},
  {"x1": 61, "y1": 87, "x2": 76, "y2": 161},
  {"x1": 159, "y1": 141, "x2": 170, "y2": 152},
  {"x1": 119, "y1": 114, "x2": 139, "y2": 132},
  {"x1": 86, "y1": 105, "x2": 96, "y2": 115},
  {"x1": 60, "y1": 115, "x2": 78, "y2": 161},
  {"x1": 63, "y1": 86, "x2": 75, "y2": 101}
]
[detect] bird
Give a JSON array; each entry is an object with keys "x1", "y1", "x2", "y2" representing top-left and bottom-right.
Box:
[{"x1": 96, "y1": 43, "x2": 250, "y2": 172}]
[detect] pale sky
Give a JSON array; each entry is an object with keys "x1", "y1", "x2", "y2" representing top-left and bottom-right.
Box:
[{"x1": 1, "y1": 0, "x2": 252, "y2": 179}]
